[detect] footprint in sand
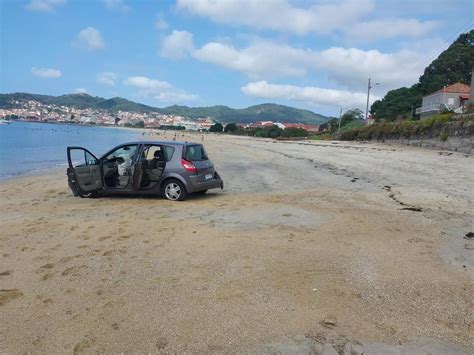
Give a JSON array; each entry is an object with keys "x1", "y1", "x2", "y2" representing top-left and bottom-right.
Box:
[
  {"x1": 73, "y1": 336, "x2": 96, "y2": 354},
  {"x1": 102, "y1": 249, "x2": 127, "y2": 256},
  {"x1": 36, "y1": 263, "x2": 55, "y2": 274},
  {"x1": 0, "y1": 270, "x2": 12, "y2": 276},
  {"x1": 41, "y1": 273, "x2": 54, "y2": 281},
  {"x1": 118, "y1": 234, "x2": 132, "y2": 240},
  {"x1": 0, "y1": 289, "x2": 23, "y2": 306},
  {"x1": 62, "y1": 265, "x2": 86, "y2": 276}
]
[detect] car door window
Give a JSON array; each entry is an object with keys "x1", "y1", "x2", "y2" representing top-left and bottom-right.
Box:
[
  {"x1": 70, "y1": 149, "x2": 98, "y2": 168},
  {"x1": 163, "y1": 146, "x2": 175, "y2": 161},
  {"x1": 144, "y1": 145, "x2": 163, "y2": 160},
  {"x1": 85, "y1": 151, "x2": 98, "y2": 166}
]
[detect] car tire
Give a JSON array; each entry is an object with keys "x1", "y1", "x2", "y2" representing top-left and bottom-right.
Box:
[{"x1": 162, "y1": 179, "x2": 187, "y2": 201}]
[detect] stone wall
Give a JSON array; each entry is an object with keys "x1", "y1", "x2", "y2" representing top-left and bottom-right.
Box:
[{"x1": 382, "y1": 117, "x2": 474, "y2": 154}]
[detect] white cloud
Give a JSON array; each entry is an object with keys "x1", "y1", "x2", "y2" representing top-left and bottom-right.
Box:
[
  {"x1": 97, "y1": 72, "x2": 117, "y2": 86},
  {"x1": 160, "y1": 30, "x2": 194, "y2": 59},
  {"x1": 124, "y1": 75, "x2": 197, "y2": 104},
  {"x1": 155, "y1": 17, "x2": 168, "y2": 30},
  {"x1": 177, "y1": 0, "x2": 439, "y2": 41},
  {"x1": 73, "y1": 27, "x2": 105, "y2": 51},
  {"x1": 242, "y1": 81, "x2": 376, "y2": 110},
  {"x1": 177, "y1": 0, "x2": 374, "y2": 35},
  {"x1": 101, "y1": 0, "x2": 130, "y2": 13},
  {"x1": 31, "y1": 67, "x2": 62, "y2": 78},
  {"x1": 154, "y1": 91, "x2": 198, "y2": 103},
  {"x1": 349, "y1": 19, "x2": 440, "y2": 40},
  {"x1": 26, "y1": 0, "x2": 65, "y2": 12},
  {"x1": 193, "y1": 41, "x2": 311, "y2": 79},
  {"x1": 313, "y1": 47, "x2": 422, "y2": 90},
  {"x1": 124, "y1": 76, "x2": 172, "y2": 91},
  {"x1": 74, "y1": 88, "x2": 88, "y2": 94},
  {"x1": 186, "y1": 38, "x2": 424, "y2": 90}
]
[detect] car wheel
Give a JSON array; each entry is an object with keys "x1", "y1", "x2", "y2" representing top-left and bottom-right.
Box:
[{"x1": 163, "y1": 179, "x2": 187, "y2": 201}]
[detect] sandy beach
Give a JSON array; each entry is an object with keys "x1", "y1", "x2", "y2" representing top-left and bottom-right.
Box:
[{"x1": 0, "y1": 133, "x2": 473, "y2": 354}]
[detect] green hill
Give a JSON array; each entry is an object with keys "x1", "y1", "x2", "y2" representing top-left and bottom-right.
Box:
[
  {"x1": 157, "y1": 103, "x2": 327, "y2": 124},
  {"x1": 371, "y1": 30, "x2": 474, "y2": 120},
  {"x1": 0, "y1": 93, "x2": 329, "y2": 124}
]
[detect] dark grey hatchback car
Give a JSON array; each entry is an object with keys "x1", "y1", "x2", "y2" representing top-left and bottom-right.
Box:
[{"x1": 66, "y1": 141, "x2": 223, "y2": 201}]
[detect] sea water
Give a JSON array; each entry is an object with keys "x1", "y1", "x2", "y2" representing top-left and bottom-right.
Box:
[{"x1": 0, "y1": 121, "x2": 141, "y2": 179}]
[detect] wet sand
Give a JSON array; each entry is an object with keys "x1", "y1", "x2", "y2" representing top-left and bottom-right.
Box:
[{"x1": 0, "y1": 133, "x2": 473, "y2": 353}]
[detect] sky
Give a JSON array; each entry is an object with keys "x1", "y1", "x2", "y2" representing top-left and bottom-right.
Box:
[{"x1": 1, "y1": 0, "x2": 473, "y2": 117}]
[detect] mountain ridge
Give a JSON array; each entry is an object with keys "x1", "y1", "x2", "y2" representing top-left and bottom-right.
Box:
[{"x1": 0, "y1": 92, "x2": 329, "y2": 125}]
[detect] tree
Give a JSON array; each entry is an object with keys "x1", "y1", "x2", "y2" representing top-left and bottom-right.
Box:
[
  {"x1": 224, "y1": 122, "x2": 238, "y2": 133},
  {"x1": 371, "y1": 30, "x2": 474, "y2": 121},
  {"x1": 341, "y1": 108, "x2": 363, "y2": 126},
  {"x1": 209, "y1": 122, "x2": 223, "y2": 132},
  {"x1": 319, "y1": 118, "x2": 339, "y2": 133},
  {"x1": 266, "y1": 125, "x2": 283, "y2": 138},
  {"x1": 371, "y1": 87, "x2": 421, "y2": 121},
  {"x1": 281, "y1": 127, "x2": 308, "y2": 137}
]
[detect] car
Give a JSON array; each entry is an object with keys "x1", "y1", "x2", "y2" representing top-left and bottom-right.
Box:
[{"x1": 66, "y1": 141, "x2": 224, "y2": 201}]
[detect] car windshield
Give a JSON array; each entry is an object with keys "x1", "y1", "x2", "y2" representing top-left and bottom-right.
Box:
[{"x1": 184, "y1": 145, "x2": 208, "y2": 161}]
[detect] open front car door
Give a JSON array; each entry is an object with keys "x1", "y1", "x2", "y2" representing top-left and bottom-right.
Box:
[{"x1": 67, "y1": 147, "x2": 103, "y2": 197}]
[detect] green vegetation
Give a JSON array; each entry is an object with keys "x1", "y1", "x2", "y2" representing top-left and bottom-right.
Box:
[
  {"x1": 217, "y1": 124, "x2": 309, "y2": 139},
  {"x1": 159, "y1": 103, "x2": 328, "y2": 124},
  {"x1": 209, "y1": 123, "x2": 223, "y2": 132},
  {"x1": 318, "y1": 108, "x2": 364, "y2": 134},
  {"x1": 371, "y1": 30, "x2": 474, "y2": 121},
  {"x1": 223, "y1": 122, "x2": 238, "y2": 133},
  {"x1": 319, "y1": 118, "x2": 339, "y2": 133},
  {"x1": 338, "y1": 120, "x2": 365, "y2": 132},
  {"x1": 159, "y1": 125, "x2": 186, "y2": 130},
  {"x1": 336, "y1": 113, "x2": 467, "y2": 141}
]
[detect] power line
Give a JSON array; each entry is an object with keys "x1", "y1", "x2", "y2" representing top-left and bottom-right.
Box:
[{"x1": 376, "y1": 17, "x2": 473, "y2": 88}]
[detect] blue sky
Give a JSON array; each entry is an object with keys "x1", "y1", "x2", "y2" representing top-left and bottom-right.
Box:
[{"x1": 1, "y1": 0, "x2": 472, "y2": 116}]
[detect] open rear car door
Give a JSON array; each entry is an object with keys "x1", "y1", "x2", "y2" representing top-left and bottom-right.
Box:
[{"x1": 67, "y1": 147, "x2": 103, "y2": 197}]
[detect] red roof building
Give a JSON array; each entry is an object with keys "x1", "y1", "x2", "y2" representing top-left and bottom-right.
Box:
[{"x1": 416, "y1": 82, "x2": 470, "y2": 118}]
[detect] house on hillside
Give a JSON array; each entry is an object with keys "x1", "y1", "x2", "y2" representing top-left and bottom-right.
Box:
[{"x1": 415, "y1": 82, "x2": 470, "y2": 119}]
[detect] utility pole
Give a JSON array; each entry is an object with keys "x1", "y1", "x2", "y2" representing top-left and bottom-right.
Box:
[
  {"x1": 338, "y1": 107, "x2": 343, "y2": 131},
  {"x1": 365, "y1": 78, "x2": 371, "y2": 120},
  {"x1": 469, "y1": 68, "x2": 474, "y2": 113}
]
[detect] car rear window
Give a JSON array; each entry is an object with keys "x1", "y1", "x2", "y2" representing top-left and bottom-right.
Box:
[{"x1": 184, "y1": 145, "x2": 208, "y2": 161}]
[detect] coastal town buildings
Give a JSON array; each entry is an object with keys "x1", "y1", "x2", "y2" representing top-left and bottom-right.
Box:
[{"x1": 1, "y1": 99, "x2": 320, "y2": 133}]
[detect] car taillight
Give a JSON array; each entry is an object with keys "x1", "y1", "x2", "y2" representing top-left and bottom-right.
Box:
[{"x1": 181, "y1": 159, "x2": 197, "y2": 173}]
